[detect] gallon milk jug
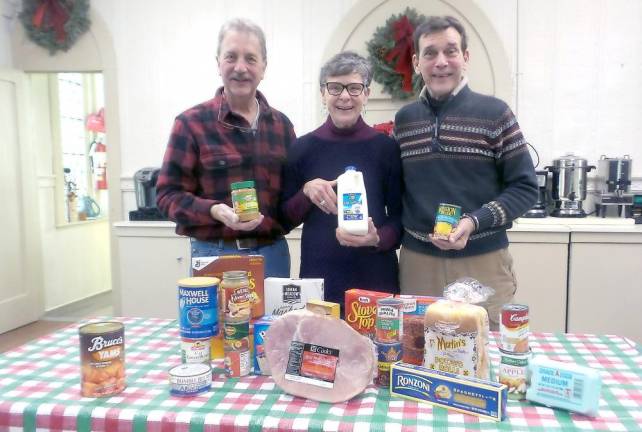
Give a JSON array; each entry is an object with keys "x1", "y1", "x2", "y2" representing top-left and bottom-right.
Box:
[{"x1": 337, "y1": 166, "x2": 369, "y2": 235}]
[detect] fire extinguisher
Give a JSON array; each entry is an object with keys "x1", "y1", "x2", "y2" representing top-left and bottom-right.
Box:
[{"x1": 90, "y1": 139, "x2": 108, "y2": 190}]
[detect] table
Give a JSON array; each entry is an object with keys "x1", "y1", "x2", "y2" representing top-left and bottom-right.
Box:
[{"x1": 0, "y1": 317, "x2": 640, "y2": 431}]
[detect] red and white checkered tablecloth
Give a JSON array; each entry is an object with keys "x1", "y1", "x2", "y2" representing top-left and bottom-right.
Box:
[{"x1": 0, "y1": 317, "x2": 640, "y2": 431}]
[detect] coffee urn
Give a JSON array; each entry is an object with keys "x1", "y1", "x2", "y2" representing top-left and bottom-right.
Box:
[
  {"x1": 545, "y1": 153, "x2": 595, "y2": 217},
  {"x1": 593, "y1": 155, "x2": 634, "y2": 217}
]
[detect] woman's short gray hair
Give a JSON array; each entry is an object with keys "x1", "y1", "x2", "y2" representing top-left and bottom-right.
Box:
[
  {"x1": 319, "y1": 51, "x2": 372, "y2": 88},
  {"x1": 217, "y1": 18, "x2": 267, "y2": 62}
]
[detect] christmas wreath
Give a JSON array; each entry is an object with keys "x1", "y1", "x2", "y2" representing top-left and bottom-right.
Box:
[
  {"x1": 20, "y1": 0, "x2": 91, "y2": 55},
  {"x1": 366, "y1": 8, "x2": 426, "y2": 100}
]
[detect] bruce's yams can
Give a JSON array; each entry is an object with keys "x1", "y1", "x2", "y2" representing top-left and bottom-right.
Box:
[{"x1": 79, "y1": 321, "x2": 126, "y2": 397}]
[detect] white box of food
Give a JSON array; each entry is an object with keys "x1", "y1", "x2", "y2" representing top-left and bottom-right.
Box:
[{"x1": 264, "y1": 278, "x2": 324, "y2": 316}]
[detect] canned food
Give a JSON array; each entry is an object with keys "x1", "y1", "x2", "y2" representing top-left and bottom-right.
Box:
[
  {"x1": 79, "y1": 321, "x2": 126, "y2": 398},
  {"x1": 231, "y1": 180, "x2": 259, "y2": 222},
  {"x1": 225, "y1": 348, "x2": 251, "y2": 377},
  {"x1": 500, "y1": 304, "x2": 529, "y2": 353},
  {"x1": 433, "y1": 203, "x2": 462, "y2": 240},
  {"x1": 499, "y1": 349, "x2": 531, "y2": 400},
  {"x1": 375, "y1": 298, "x2": 403, "y2": 343},
  {"x1": 223, "y1": 313, "x2": 250, "y2": 351},
  {"x1": 178, "y1": 277, "x2": 219, "y2": 339},
  {"x1": 169, "y1": 363, "x2": 212, "y2": 397},
  {"x1": 221, "y1": 271, "x2": 255, "y2": 318},
  {"x1": 375, "y1": 341, "x2": 402, "y2": 388},
  {"x1": 254, "y1": 315, "x2": 276, "y2": 375},
  {"x1": 181, "y1": 337, "x2": 211, "y2": 364}
]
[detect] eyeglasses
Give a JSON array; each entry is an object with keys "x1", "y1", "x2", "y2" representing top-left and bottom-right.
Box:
[{"x1": 324, "y1": 82, "x2": 366, "y2": 96}]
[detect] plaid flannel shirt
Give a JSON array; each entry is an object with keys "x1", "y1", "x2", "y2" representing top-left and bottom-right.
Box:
[{"x1": 156, "y1": 87, "x2": 296, "y2": 242}]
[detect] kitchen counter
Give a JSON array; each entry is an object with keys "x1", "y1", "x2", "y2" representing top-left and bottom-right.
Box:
[{"x1": 113, "y1": 218, "x2": 642, "y2": 342}]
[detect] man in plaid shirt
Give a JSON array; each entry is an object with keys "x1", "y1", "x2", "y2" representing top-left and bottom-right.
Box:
[{"x1": 157, "y1": 18, "x2": 296, "y2": 277}]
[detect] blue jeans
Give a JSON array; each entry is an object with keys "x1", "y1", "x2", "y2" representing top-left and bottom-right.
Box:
[{"x1": 190, "y1": 237, "x2": 290, "y2": 278}]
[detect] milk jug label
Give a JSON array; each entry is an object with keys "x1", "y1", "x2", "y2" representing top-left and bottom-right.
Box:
[{"x1": 342, "y1": 193, "x2": 364, "y2": 221}]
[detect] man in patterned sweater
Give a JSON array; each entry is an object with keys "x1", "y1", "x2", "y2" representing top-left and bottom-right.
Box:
[{"x1": 394, "y1": 16, "x2": 537, "y2": 329}]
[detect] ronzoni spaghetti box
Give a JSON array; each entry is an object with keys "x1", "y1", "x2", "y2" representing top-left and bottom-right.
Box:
[{"x1": 390, "y1": 362, "x2": 507, "y2": 421}]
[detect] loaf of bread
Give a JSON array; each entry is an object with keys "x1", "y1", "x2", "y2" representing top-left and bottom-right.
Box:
[{"x1": 423, "y1": 299, "x2": 490, "y2": 379}]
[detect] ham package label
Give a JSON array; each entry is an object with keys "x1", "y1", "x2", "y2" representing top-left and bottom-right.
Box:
[{"x1": 285, "y1": 341, "x2": 339, "y2": 388}]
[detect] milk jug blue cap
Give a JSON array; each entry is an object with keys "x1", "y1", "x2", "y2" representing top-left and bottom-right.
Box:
[{"x1": 345, "y1": 166, "x2": 356, "y2": 171}]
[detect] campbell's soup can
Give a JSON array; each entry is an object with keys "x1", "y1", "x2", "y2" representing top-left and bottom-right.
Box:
[
  {"x1": 178, "y1": 277, "x2": 219, "y2": 339},
  {"x1": 79, "y1": 321, "x2": 126, "y2": 397},
  {"x1": 500, "y1": 304, "x2": 529, "y2": 353}
]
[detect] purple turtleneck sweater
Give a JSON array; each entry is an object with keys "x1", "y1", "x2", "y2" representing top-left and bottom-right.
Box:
[{"x1": 280, "y1": 116, "x2": 402, "y2": 308}]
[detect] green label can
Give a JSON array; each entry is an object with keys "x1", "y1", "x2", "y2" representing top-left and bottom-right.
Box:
[
  {"x1": 231, "y1": 180, "x2": 259, "y2": 222},
  {"x1": 499, "y1": 349, "x2": 531, "y2": 400},
  {"x1": 433, "y1": 203, "x2": 462, "y2": 239}
]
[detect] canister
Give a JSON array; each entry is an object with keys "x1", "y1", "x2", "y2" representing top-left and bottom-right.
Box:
[
  {"x1": 178, "y1": 277, "x2": 219, "y2": 339},
  {"x1": 498, "y1": 349, "x2": 531, "y2": 400},
  {"x1": 375, "y1": 340, "x2": 402, "y2": 388},
  {"x1": 79, "y1": 321, "x2": 126, "y2": 397},
  {"x1": 433, "y1": 203, "x2": 462, "y2": 239},
  {"x1": 168, "y1": 363, "x2": 212, "y2": 397},
  {"x1": 231, "y1": 180, "x2": 259, "y2": 222},
  {"x1": 375, "y1": 298, "x2": 403, "y2": 343}
]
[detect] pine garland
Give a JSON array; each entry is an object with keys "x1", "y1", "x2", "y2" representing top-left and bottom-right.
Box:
[
  {"x1": 20, "y1": 0, "x2": 91, "y2": 55},
  {"x1": 366, "y1": 8, "x2": 426, "y2": 100}
]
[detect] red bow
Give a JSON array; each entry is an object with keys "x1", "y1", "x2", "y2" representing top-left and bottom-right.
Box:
[
  {"x1": 385, "y1": 15, "x2": 415, "y2": 93},
  {"x1": 373, "y1": 121, "x2": 394, "y2": 137},
  {"x1": 32, "y1": 0, "x2": 70, "y2": 44}
]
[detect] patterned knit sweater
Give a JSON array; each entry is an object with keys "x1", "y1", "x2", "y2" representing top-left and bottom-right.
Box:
[{"x1": 394, "y1": 85, "x2": 538, "y2": 258}]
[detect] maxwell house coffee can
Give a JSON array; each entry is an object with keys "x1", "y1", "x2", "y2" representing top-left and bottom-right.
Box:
[{"x1": 178, "y1": 277, "x2": 219, "y2": 339}]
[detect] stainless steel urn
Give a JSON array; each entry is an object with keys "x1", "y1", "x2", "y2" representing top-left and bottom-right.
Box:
[{"x1": 545, "y1": 153, "x2": 595, "y2": 217}]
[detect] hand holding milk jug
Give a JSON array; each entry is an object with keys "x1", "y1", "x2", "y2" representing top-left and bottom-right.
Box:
[{"x1": 337, "y1": 166, "x2": 369, "y2": 236}]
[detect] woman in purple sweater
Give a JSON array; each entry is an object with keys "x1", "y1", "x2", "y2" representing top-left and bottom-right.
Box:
[{"x1": 280, "y1": 51, "x2": 402, "y2": 312}]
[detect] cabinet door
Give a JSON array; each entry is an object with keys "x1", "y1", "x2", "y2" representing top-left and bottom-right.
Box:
[
  {"x1": 509, "y1": 240, "x2": 568, "y2": 333},
  {"x1": 568, "y1": 240, "x2": 642, "y2": 343},
  {"x1": 118, "y1": 236, "x2": 190, "y2": 318}
]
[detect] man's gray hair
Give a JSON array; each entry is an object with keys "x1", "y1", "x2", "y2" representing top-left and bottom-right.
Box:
[
  {"x1": 217, "y1": 18, "x2": 267, "y2": 62},
  {"x1": 319, "y1": 51, "x2": 373, "y2": 88}
]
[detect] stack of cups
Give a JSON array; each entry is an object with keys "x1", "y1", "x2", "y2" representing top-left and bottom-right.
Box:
[
  {"x1": 498, "y1": 304, "x2": 531, "y2": 400},
  {"x1": 223, "y1": 310, "x2": 252, "y2": 377},
  {"x1": 373, "y1": 298, "x2": 404, "y2": 388}
]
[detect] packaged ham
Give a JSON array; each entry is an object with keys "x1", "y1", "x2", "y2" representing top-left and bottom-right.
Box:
[
  {"x1": 264, "y1": 309, "x2": 377, "y2": 403},
  {"x1": 424, "y1": 278, "x2": 493, "y2": 380}
]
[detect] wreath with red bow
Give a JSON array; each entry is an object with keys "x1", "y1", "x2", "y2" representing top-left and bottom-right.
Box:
[
  {"x1": 366, "y1": 8, "x2": 426, "y2": 100},
  {"x1": 19, "y1": 0, "x2": 91, "y2": 55}
]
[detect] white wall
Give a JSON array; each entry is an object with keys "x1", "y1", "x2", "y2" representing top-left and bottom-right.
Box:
[
  {"x1": 0, "y1": 0, "x2": 17, "y2": 67},
  {"x1": 89, "y1": 0, "x2": 642, "y2": 213},
  {"x1": 517, "y1": 0, "x2": 642, "y2": 179}
]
